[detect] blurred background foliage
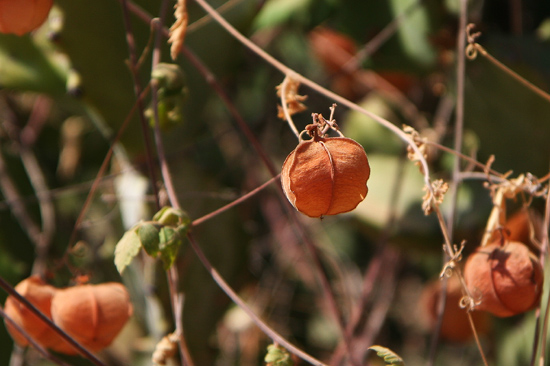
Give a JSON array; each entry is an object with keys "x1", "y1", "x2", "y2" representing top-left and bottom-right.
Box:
[{"x1": 0, "y1": 0, "x2": 550, "y2": 365}]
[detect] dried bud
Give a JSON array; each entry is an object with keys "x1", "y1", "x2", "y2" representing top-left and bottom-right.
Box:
[
  {"x1": 3, "y1": 276, "x2": 58, "y2": 347},
  {"x1": 281, "y1": 136, "x2": 370, "y2": 218},
  {"x1": 464, "y1": 241, "x2": 543, "y2": 317},
  {"x1": 50, "y1": 282, "x2": 133, "y2": 353},
  {"x1": 0, "y1": 0, "x2": 53, "y2": 35}
]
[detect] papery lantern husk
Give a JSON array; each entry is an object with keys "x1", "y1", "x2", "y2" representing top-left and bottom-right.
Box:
[
  {"x1": 50, "y1": 282, "x2": 133, "y2": 353},
  {"x1": 464, "y1": 241, "x2": 543, "y2": 317},
  {"x1": 420, "y1": 275, "x2": 490, "y2": 343},
  {"x1": 505, "y1": 209, "x2": 543, "y2": 255},
  {"x1": 3, "y1": 276, "x2": 58, "y2": 347},
  {"x1": 281, "y1": 137, "x2": 370, "y2": 218},
  {"x1": 0, "y1": 0, "x2": 53, "y2": 35}
]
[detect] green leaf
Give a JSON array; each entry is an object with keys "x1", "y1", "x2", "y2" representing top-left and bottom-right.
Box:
[
  {"x1": 264, "y1": 344, "x2": 293, "y2": 366},
  {"x1": 114, "y1": 229, "x2": 142, "y2": 274},
  {"x1": 253, "y1": 0, "x2": 311, "y2": 30},
  {"x1": 369, "y1": 346, "x2": 405, "y2": 366},
  {"x1": 137, "y1": 222, "x2": 160, "y2": 257},
  {"x1": 153, "y1": 206, "x2": 190, "y2": 227},
  {"x1": 151, "y1": 63, "x2": 185, "y2": 96},
  {"x1": 158, "y1": 227, "x2": 184, "y2": 270}
]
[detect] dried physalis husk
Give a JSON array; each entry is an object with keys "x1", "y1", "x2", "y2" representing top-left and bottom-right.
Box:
[
  {"x1": 282, "y1": 136, "x2": 370, "y2": 218},
  {"x1": 0, "y1": 0, "x2": 53, "y2": 35},
  {"x1": 50, "y1": 282, "x2": 133, "y2": 353},
  {"x1": 464, "y1": 241, "x2": 543, "y2": 317},
  {"x1": 420, "y1": 275, "x2": 490, "y2": 343},
  {"x1": 3, "y1": 276, "x2": 58, "y2": 347}
]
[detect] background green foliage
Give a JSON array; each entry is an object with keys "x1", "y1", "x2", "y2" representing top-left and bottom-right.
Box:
[{"x1": 0, "y1": 0, "x2": 550, "y2": 365}]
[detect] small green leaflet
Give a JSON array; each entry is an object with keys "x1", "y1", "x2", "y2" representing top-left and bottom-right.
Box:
[
  {"x1": 114, "y1": 228, "x2": 141, "y2": 274},
  {"x1": 264, "y1": 344, "x2": 293, "y2": 366},
  {"x1": 368, "y1": 345, "x2": 405, "y2": 366},
  {"x1": 114, "y1": 207, "x2": 192, "y2": 274},
  {"x1": 138, "y1": 222, "x2": 160, "y2": 257}
]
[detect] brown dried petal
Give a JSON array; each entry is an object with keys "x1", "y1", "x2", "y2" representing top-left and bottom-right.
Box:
[{"x1": 282, "y1": 137, "x2": 370, "y2": 218}]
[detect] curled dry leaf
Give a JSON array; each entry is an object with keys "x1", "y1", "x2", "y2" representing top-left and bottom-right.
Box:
[
  {"x1": 152, "y1": 332, "x2": 179, "y2": 366},
  {"x1": 0, "y1": 0, "x2": 53, "y2": 35},
  {"x1": 50, "y1": 282, "x2": 133, "y2": 353},
  {"x1": 464, "y1": 241, "x2": 543, "y2": 317},
  {"x1": 282, "y1": 136, "x2": 370, "y2": 218},
  {"x1": 505, "y1": 208, "x2": 543, "y2": 254},
  {"x1": 403, "y1": 125, "x2": 427, "y2": 169},
  {"x1": 276, "y1": 78, "x2": 308, "y2": 119},
  {"x1": 421, "y1": 179, "x2": 448, "y2": 215},
  {"x1": 168, "y1": 0, "x2": 188, "y2": 60}
]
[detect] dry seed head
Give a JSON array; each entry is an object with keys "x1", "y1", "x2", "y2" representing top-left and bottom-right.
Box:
[
  {"x1": 281, "y1": 136, "x2": 370, "y2": 218},
  {"x1": 3, "y1": 276, "x2": 59, "y2": 348},
  {"x1": 0, "y1": 0, "x2": 53, "y2": 35},
  {"x1": 420, "y1": 275, "x2": 490, "y2": 343},
  {"x1": 464, "y1": 241, "x2": 543, "y2": 317},
  {"x1": 50, "y1": 282, "x2": 133, "y2": 353}
]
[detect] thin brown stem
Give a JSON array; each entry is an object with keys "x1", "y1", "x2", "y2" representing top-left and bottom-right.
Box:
[
  {"x1": 120, "y1": 8, "x2": 352, "y2": 359},
  {"x1": 126, "y1": 1, "x2": 422, "y2": 363},
  {"x1": 186, "y1": 0, "x2": 243, "y2": 34},
  {"x1": 186, "y1": 232, "x2": 328, "y2": 366},
  {"x1": 534, "y1": 177, "x2": 550, "y2": 366},
  {"x1": 342, "y1": 0, "x2": 420, "y2": 72},
  {"x1": 466, "y1": 311, "x2": 489, "y2": 366},
  {"x1": 0, "y1": 306, "x2": 72, "y2": 366},
  {"x1": 428, "y1": 0, "x2": 469, "y2": 363},
  {"x1": 20, "y1": 149, "x2": 55, "y2": 276},
  {"x1": 192, "y1": 175, "x2": 280, "y2": 226},
  {"x1": 65, "y1": 85, "x2": 151, "y2": 254},
  {"x1": 119, "y1": 0, "x2": 161, "y2": 210},
  {"x1": 0, "y1": 152, "x2": 43, "y2": 248},
  {"x1": 424, "y1": 140, "x2": 503, "y2": 178},
  {"x1": 191, "y1": 0, "x2": 433, "y2": 191},
  {"x1": 149, "y1": 2, "x2": 195, "y2": 363},
  {"x1": 466, "y1": 36, "x2": 550, "y2": 104}
]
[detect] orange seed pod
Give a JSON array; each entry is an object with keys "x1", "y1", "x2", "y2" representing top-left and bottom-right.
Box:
[
  {"x1": 464, "y1": 241, "x2": 543, "y2": 317},
  {"x1": 50, "y1": 282, "x2": 133, "y2": 353},
  {"x1": 281, "y1": 136, "x2": 370, "y2": 218},
  {"x1": 3, "y1": 276, "x2": 58, "y2": 347},
  {"x1": 0, "y1": 0, "x2": 53, "y2": 36},
  {"x1": 420, "y1": 275, "x2": 490, "y2": 343}
]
